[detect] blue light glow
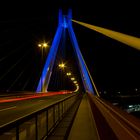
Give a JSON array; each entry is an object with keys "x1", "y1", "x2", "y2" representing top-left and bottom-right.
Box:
[
  {"x1": 67, "y1": 10, "x2": 94, "y2": 94},
  {"x1": 62, "y1": 16, "x2": 68, "y2": 28},
  {"x1": 36, "y1": 11, "x2": 63, "y2": 92},
  {"x1": 36, "y1": 9, "x2": 94, "y2": 94}
]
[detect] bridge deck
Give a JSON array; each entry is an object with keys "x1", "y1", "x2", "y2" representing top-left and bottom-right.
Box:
[{"x1": 67, "y1": 94, "x2": 99, "y2": 140}]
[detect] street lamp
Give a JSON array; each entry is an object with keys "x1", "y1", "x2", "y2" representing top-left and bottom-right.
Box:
[
  {"x1": 66, "y1": 72, "x2": 71, "y2": 76},
  {"x1": 71, "y1": 77, "x2": 75, "y2": 81},
  {"x1": 58, "y1": 62, "x2": 66, "y2": 69},
  {"x1": 38, "y1": 42, "x2": 49, "y2": 92},
  {"x1": 38, "y1": 42, "x2": 48, "y2": 48},
  {"x1": 38, "y1": 44, "x2": 42, "y2": 47}
]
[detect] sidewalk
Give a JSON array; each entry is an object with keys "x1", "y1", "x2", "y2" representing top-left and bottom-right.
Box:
[{"x1": 67, "y1": 94, "x2": 99, "y2": 140}]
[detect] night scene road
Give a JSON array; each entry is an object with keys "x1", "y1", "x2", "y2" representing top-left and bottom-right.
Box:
[
  {"x1": 0, "y1": 93, "x2": 73, "y2": 127},
  {"x1": 0, "y1": 0, "x2": 140, "y2": 140}
]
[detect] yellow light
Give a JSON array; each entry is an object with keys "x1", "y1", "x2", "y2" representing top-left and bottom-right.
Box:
[
  {"x1": 38, "y1": 42, "x2": 48, "y2": 48},
  {"x1": 71, "y1": 77, "x2": 75, "y2": 80},
  {"x1": 38, "y1": 44, "x2": 42, "y2": 47},
  {"x1": 73, "y1": 81, "x2": 77, "y2": 83},
  {"x1": 74, "y1": 85, "x2": 79, "y2": 92},
  {"x1": 43, "y1": 43, "x2": 48, "y2": 48},
  {"x1": 66, "y1": 72, "x2": 71, "y2": 76},
  {"x1": 72, "y1": 19, "x2": 140, "y2": 51},
  {"x1": 61, "y1": 63, "x2": 65, "y2": 67},
  {"x1": 75, "y1": 84, "x2": 78, "y2": 86},
  {"x1": 58, "y1": 63, "x2": 65, "y2": 69}
]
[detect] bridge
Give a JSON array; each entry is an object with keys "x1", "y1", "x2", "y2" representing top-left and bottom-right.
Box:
[{"x1": 0, "y1": 9, "x2": 140, "y2": 140}]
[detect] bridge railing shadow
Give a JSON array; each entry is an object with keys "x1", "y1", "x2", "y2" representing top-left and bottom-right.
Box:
[{"x1": 88, "y1": 93, "x2": 140, "y2": 140}]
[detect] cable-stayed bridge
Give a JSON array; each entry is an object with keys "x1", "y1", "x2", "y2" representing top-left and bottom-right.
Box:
[{"x1": 0, "y1": 9, "x2": 140, "y2": 140}]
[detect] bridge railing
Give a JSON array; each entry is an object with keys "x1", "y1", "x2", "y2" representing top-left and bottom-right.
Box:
[
  {"x1": 0, "y1": 93, "x2": 80, "y2": 140},
  {"x1": 88, "y1": 93, "x2": 140, "y2": 140}
]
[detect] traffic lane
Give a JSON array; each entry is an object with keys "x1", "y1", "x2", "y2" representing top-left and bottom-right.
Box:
[
  {"x1": 0, "y1": 94, "x2": 74, "y2": 127},
  {"x1": 0, "y1": 94, "x2": 72, "y2": 126},
  {"x1": 0, "y1": 94, "x2": 72, "y2": 110},
  {"x1": 0, "y1": 91, "x2": 72, "y2": 103}
]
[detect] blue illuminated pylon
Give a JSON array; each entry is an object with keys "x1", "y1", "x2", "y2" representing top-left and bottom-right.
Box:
[
  {"x1": 67, "y1": 9, "x2": 94, "y2": 94},
  {"x1": 36, "y1": 10, "x2": 63, "y2": 92},
  {"x1": 36, "y1": 9, "x2": 94, "y2": 94}
]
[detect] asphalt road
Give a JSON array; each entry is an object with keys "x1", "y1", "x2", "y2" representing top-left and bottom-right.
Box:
[{"x1": 0, "y1": 93, "x2": 74, "y2": 127}]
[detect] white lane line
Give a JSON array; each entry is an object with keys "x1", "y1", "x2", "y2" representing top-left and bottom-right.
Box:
[
  {"x1": 38, "y1": 100, "x2": 44, "y2": 102},
  {"x1": 0, "y1": 106, "x2": 16, "y2": 112}
]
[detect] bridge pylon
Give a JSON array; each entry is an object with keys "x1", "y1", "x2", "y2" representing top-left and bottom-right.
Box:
[{"x1": 36, "y1": 9, "x2": 95, "y2": 95}]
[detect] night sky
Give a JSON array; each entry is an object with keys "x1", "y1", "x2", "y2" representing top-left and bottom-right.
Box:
[{"x1": 0, "y1": 1, "x2": 139, "y2": 95}]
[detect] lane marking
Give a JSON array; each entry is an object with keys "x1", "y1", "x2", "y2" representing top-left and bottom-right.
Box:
[
  {"x1": 38, "y1": 100, "x2": 44, "y2": 102},
  {"x1": 0, "y1": 106, "x2": 16, "y2": 112}
]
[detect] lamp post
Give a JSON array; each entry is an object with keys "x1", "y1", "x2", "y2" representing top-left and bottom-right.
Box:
[
  {"x1": 58, "y1": 62, "x2": 66, "y2": 90},
  {"x1": 38, "y1": 42, "x2": 48, "y2": 92}
]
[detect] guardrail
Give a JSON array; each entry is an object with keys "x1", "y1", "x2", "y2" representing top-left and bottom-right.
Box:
[
  {"x1": 88, "y1": 93, "x2": 140, "y2": 140},
  {"x1": 0, "y1": 93, "x2": 80, "y2": 140}
]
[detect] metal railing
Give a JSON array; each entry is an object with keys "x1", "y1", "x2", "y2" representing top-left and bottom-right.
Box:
[{"x1": 0, "y1": 93, "x2": 79, "y2": 140}]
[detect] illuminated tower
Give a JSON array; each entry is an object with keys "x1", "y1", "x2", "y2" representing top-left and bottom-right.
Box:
[{"x1": 36, "y1": 9, "x2": 94, "y2": 94}]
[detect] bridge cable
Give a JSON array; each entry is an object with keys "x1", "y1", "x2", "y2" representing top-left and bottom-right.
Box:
[
  {"x1": 0, "y1": 43, "x2": 27, "y2": 63},
  {"x1": 72, "y1": 19, "x2": 140, "y2": 51},
  {"x1": 8, "y1": 70, "x2": 24, "y2": 91},
  {"x1": 22, "y1": 75, "x2": 32, "y2": 90},
  {"x1": 8, "y1": 58, "x2": 32, "y2": 91},
  {"x1": 0, "y1": 48, "x2": 31, "y2": 81}
]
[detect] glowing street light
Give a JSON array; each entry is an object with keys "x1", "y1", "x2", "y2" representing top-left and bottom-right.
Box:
[
  {"x1": 73, "y1": 81, "x2": 77, "y2": 83},
  {"x1": 43, "y1": 43, "x2": 48, "y2": 48},
  {"x1": 38, "y1": 42, "x2": 48, "y2": 48},
  {"x1": 66, "y1": 72, "x2": 71, "y2": 76},
  {"x1": 38, "y1": 44, "x2": 42, "y2": 47},
  {"x1": 71, "y1": 77, "x2": 75, "y2": 81},
  {"x1": 59, "y1": 62, "x2": 66, "y2": 69}
]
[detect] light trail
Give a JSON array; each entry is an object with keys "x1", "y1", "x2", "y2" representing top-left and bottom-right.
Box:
[
  {"x1": 72, "y1": 19, "x2": 140, "y2": 50},
  {"x1": 0, "y1": 91, "x2": 72, "y2": 103}
]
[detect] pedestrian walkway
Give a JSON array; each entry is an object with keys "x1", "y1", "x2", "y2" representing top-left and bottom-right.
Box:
[
  {"x1": 67, "y1": 94, "x2": 99, "y2": 140},
  {"x1": 46, "y1": 95, "x2": 82, "y2": 140}
]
